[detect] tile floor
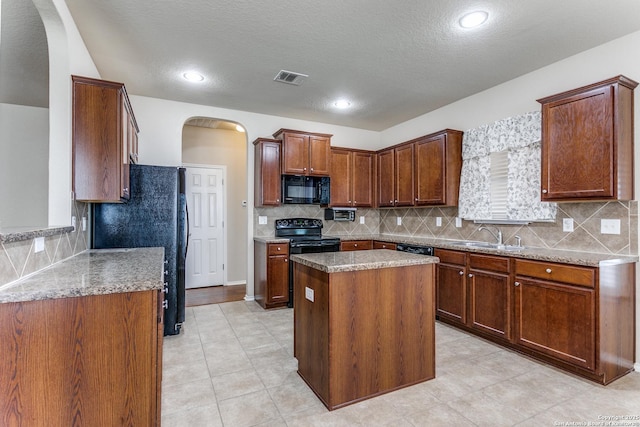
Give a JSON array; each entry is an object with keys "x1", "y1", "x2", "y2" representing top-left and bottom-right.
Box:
[{"x1": 161, "y1": 301, "x2": 640, "y2": 426}]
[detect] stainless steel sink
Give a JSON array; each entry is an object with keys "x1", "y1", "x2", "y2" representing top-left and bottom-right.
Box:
[{"x1": 450, "y1": 241, "x2": 525, "y2": 251}]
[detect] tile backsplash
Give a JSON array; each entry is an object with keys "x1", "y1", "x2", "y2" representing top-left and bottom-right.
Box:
[
  {"x1": 255, "y1": 201, "x2": 638, "y2": 255},
  {"x1": 0, "y1": 201, "x2": 90, "y2": 287}
]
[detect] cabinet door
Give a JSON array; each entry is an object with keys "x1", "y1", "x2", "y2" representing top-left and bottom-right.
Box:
[
  {"x1": 309, "y1": 135, "x2": 331, "y2": 176},
  {"x1": 372, "y1": 241, "x2": 397, "y2": 250},
  {"x1": 377, "y1": 149, "x2": 395, "y2": 207},
  {"x1": 436, "y1": 262, "x2": 467, "y2": 325},
  {"x1": 468, "y1": 268, "x2": 512, "y2": 341},
  {"x1": 394, "y1": 144, "x2": 415, "y2": 206},
  {"x1": 267, "y1": 255, "x2": 289, "y2": 305},
  {"x1": 255, "y1": 141, "x2": 281, "y2": 206},
  {"x1": 541, "y1": 86, "x2": 614, "y2": 200},
  {"x1": 282, "y1": 133, "x2": 309, "y2": 175},
  {"x1": 330, "y1": 149, "x2": 352, "y2": 206},
  {"x1": 515, "y1": 277, "x2": 595, "y2": 370},
  {"x1": 352, "y1": 151, "x2": 375, "y2": 207},
  {"x1": 415, "y1": 135, "x2": 445, "y2": 205}
]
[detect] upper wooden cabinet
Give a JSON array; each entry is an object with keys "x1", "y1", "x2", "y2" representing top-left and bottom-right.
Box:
[
  {"x1": 537, "y1": 75, "x2": 638, "y2": 201},
  {"x1": 254, "y1": 138, "x2": 282, "y2": 206},
  {"x1": 330, "y1": 148, "x2": 375, "y2": 207},
  {"x1": 414, "y1": 130, "x2": 463, "y2": 206},
  {"x1": 273, "y1": 129, "x2": 332, "y2": 176},
  {"x1": 72, "y1": 75, "x2": 139, "y2": 202},
  {"x1": 377, "y1": 144, "x2": 414, "y2": 207}
]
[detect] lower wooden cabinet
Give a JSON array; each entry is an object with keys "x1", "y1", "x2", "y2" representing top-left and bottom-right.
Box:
[
  {"x1": 372, "y1": 241, "x2": 397, "y2": 250},
  {"x1": 435, "y1": 249, "x2": 467, "y2": 325},
  {"x1": 340, "y1": 240, "x2": 373, "y2": 251},
  {"x1": 254, "y1": 241, "x2": 290, "y2": 309},
  {"x1": 0, "y1": 290, "x2": 162, "y2": 426}
]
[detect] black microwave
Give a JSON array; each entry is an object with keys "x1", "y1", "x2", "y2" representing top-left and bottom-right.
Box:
[{"x1": 281, "y1": 175, "x2": 330, "y2": 204}]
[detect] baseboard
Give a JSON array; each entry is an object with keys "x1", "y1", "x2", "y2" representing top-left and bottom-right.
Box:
[
  {"x1": 244, "y1": 295, "x2": 255, "y2": 301},
  {"x1": 634, "y1": 362, "x2": 640, "y2": 373},
  {"x1": 226, "y1": 280, "x2": 246, "y2": 286}
]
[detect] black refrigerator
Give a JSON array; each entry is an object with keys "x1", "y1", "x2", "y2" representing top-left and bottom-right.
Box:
[{"x1": 93, "y1": 164, "x2": 188, "y2": 336}]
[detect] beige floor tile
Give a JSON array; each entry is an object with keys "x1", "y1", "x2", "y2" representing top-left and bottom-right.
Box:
[
  {"x1": 237, "y1": 331, "x2": 280, "y2": 350},
  {"x1": 162, "y1": 347, "x2": 209, "y2": 387},
  {"x1": 218, "y1": 389, "x2": 280, "y2": 427},
  {"x1": 447, "y1": 390, "x2": 529, "y2": 426},
  {"x1": 255, "y1": 360, "x2": 300, "y2": 388},
  {"x1": 267, "y1": 374, "x2": 323, "y2": 416},
  {"x1": 161, "y1": 378, "x2": 216, "y2": 417},
  {"x1": 211, "y1": 368, "x2": 265, "y2": 401},
  {"x1": 404, "y1": 401, "x2": 478, "y2": 427},
  {"x1": 161, "y1": 403, "x2": 223, "y2": 427}
]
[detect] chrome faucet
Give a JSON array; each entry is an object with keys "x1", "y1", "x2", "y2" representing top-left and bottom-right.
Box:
[{"x1": 478, "y1": 226, "x2": 503, "y2": 245}]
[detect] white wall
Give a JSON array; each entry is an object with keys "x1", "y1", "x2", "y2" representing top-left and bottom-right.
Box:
[
  {"x1": 182, "y1": 125, "x2": 248, "y2": 285},
  {"x1": 0, "y1": 103, "x2": 48, "y2": 227}
]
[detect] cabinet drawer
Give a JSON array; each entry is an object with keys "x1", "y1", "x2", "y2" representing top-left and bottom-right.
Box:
[
  {"x1": 469, "y1": 254, "x2": 510, "y2": 273},
  {"x1": 268, "y1": 243, "x2": 289, "y2": 255},
  {"x1": 341, "y1": 240, "x2": 373, "y2": 251},
  {"x1": 515, "y1": 260, "x2": 595, "y2": 288},
  {"x1": 435, "y1": 249, "x2": 466, "y2": 265},
  {"x1": 373, "y1": 241, "x2": 397, "y2": 250}
]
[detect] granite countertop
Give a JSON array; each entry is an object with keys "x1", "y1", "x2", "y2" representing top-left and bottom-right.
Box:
[
  {"x1": 0, "y1": 225, "x2": 75, "y2": 243},
  {"x1": 254, "y1": 237, "x2": 290, "y2": 244},
  {"x1": 328, "y1": 234, "x2": 638, "y2": 267},
  {"x1": 0, "y1": 247, "x2": 165, "y2": 303},
  {"x1": 290, "y1": 249, "x2": 439, "y2": 273}
]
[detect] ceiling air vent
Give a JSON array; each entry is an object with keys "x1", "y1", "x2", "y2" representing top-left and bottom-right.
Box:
[{"x1": 274, "y1": 70, "x2": 308, "y2": 86}]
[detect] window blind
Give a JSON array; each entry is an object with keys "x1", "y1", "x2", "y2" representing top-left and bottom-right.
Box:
[{"x1": 489, "y1": 150, "x2": 508, "y2": 220}]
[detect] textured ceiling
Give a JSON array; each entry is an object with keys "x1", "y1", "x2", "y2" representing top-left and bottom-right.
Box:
[{"x1": 6, "y1": 1, "x2": 640, "y2": 130}]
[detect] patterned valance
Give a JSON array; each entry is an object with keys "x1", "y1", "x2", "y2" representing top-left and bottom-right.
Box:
[{"x1": 458, "y1": 111, "x2": 557, "y2": 221}]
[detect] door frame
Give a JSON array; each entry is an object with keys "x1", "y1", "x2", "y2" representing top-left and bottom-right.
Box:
[{"x1": 182, "y1": 163, "x2": 228, "y2": 287}]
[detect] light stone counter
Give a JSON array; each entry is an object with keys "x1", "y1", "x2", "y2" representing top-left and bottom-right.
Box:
[
  {"x1": 290, "y1": 249, "x2": 438, "y2": 273},
  {"x1": 0, "y1": 225, "x2": 74, "y2": 243},
  {"x1": 0, "y1": 247, "x2": 164, "y2": 303},
  {"x1": 328, "y1": 234, "x2": 638, "y2": 267}
]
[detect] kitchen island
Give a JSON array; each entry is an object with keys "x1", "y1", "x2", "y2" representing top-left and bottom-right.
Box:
[
  {"x1": 291, "y1": 249, "x2": 438, "y2": 410},
  {"x1": 0, "y1": 248, "x2": 164, "y2": 426}
]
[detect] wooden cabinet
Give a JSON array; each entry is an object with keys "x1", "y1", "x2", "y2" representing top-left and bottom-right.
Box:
[
  {"x1": 468, "y1": 254, "x2": 512, "y2": 341},
  {"x1": 0, "y1": 290, "x2": 162, "y2": 426},
  {"x1": 414, "y1": 130, "x2": 463, "y2": 206},
  {"x1": 538, "y1": 75, "x2": 638, "y2": 201},
  {"x1": 372, "y1": 241, "x2": 397, "y2": 250},
  {"x1": 340, "y1": 240, "x2": 373, "y2": 251},
  {"x1": 434, "y1": 249, "x2": 467, "y2": 325},
  {"x1": 254, "y1": 241, "x2": 289, "y2": 309},
  {"x1": 72, "y1": 75, "x2": 139, "y2": 202},
  {"x1": 377, "y1": 144, "x2": 414, "y2": 207},
  {"x1": 273, "y1": 129, "x2": 331, "y2": 176},
  {"x1": 330, "y1": 148, "x2": 375, "y2": 207},
  {"x1": 254, "y1": 138, "x2": 282, "y2": 206}
]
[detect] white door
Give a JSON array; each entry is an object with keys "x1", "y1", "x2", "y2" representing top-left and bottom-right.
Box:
[{"x1": 185, "y1": 166, "x2": 225, "y2": 288}]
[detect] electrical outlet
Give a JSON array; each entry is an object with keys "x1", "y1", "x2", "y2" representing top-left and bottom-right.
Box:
[
  {"x1": 396, "y1": 217, "x2": 402, "y2": 226},
  {"x1": 258, "y1": 216, "x2": 267, "y2": 225},
  {"x1": 601, "y1": 219, "x2": 620, "y2": 235},
  {"x1": 82, "y1": 217, "x2": 87, "y2": 231},
  {"x1": 71, "y1": 216, "x2": 77, "y2": 231},
  {"x1": 563, "y1": 218, "x2": 574, "y2": 232},
  {"x1": 34, "y1": 237, "x2": 45, "y2": 253},
  {"x1": 305, "y1": 287, "x2": 314, "y2": 302},
  {"x1": 436, "y1": 217, "x2": 442, "y2": 227},
  {"x1": 359, "y1": 216, "x2": 365, "y2": 224},
  {"x1": 455, "y1": 217, "x2": 462, "y2": 228}
]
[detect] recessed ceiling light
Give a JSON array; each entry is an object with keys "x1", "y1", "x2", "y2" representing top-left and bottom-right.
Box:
[
  {"x1": 235, "y1": 124, "x2": 245, "y2": 133},
  {"x1": 459, "y1": 11, "x2": 488, "y2": 28},
  {"x1": 333, "y1": 99, "x2": 351, "y2": 109},
  {"x1": 182, "y1": 71, "x2": 205, "y2": 82}
]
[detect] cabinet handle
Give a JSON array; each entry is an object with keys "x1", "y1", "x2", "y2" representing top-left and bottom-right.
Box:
[
  {"x1": 415, "y1": 198, "x2": 418, "y2": 201},
  {"x1": 545, "y1": 268, "x2": 552, "y2": 273},
  {"x1": 468, "y1": 274, "x2": 473, "y2": 278},
  {"x1": 276, "y1": 198, "x2": 280, "y2": 202},
  {"x1": 389, "y1": 200, "x2": 393, "y2": 204},
  {"x1": 354, "y1": 244, "x2": 358, "y2": 247},
  {"x1": 277, "y1": 247, "x2": 281, "y2": 251},
  {"x1": 542, "y1": 189, "x2": 548, "y2": 194},
  {"x1": 285, "y1": 258, "x2": 288, "y2": 262},
  {"x1": 310, "y1": 168, "x2": 314, "y2": 172},
  {"x1": 303, "y1": 167, "x2": 307, "y2": 171},
  {"x1": 515, "y1": 281, "x2": 520, "y2": 287},
  {"x1": 459, "y1": 271, "x2": 464, "y2": 276}
]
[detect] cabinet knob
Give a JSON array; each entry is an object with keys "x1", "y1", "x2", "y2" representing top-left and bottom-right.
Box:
[
  {"x1": 515, "y1": 281, "x2": 520, "y2": 287},
  {"x1": 389, "y1": 200, "x2": 393, "y2": 204},
  {"x1": 277, "y1": 247, "x2": 281, "y2": 251},
  {"x1": 285, "y1": 258, "x2": 288, "y2": 262},
  {"x1": 542, "y1": 189, "x2": 548, "y2": 194},
  {"x1": 459, "y1": 271, "x2": 464, "y2": 276},
  {"x1": 303, "y1": 167, "x2": 307, "y2": 171},
  {"x1": 468, "y1": 274, "x2": 473, "y2": 278},
  {"x1": 276, "y1": 198, "x2": 280, "y2": 202},
  {"x1": 415, "y1": 198, "x2": 418, "y2": 201},
  {"x1": 348, "y1": 200, "x2": 351, "y2": 203},
  {"x1": 545, "y1": 268, "x2": 552, "y2": 273},
  {"x1": 354, "y1": 244, "x2": 358, "y2": 247},
  {"x1": 310, "y1": 168, "x2": 314, "y2": 172}
]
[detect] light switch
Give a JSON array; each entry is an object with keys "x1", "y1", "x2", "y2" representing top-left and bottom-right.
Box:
[
  {"x1": 601, "y1": 219, "x2": 620, "y2": 235},
  {"x1": 563, "y1": 218, "x2": 574, "y2": 232},
  {"x1": 258, "y1": 216, "x2": 268, "y2": 225},
  {"x1": 396, "y1": 217, "x2": 402, "y2": 226},
  {"x1": 436, "y1": 217, "x2": 442, "y2": 227},
  {"x1": 359, "y1": 216, "x2": 365, "y2": 224},
  {"x1": 34, "y1": 237, "x2": 45, "y2": 253},
  {"x1": 305, "y1": 287, "x2": 314, "y2": 302}
]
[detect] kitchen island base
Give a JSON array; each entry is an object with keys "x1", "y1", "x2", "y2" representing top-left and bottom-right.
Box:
[{"x1": 294, "y1": 261, "x2": 435, "y2": 410}]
